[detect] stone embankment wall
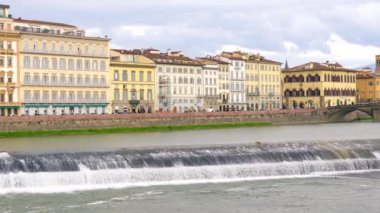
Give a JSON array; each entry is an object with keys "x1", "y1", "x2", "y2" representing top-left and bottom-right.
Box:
[{"x1": 0, "y1": 109, "x2": 332, "y2": 132}]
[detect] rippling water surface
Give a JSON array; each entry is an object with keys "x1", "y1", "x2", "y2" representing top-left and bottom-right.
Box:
[{"x1": 1, "y1": 122, "x2": 380, "y2": 212}]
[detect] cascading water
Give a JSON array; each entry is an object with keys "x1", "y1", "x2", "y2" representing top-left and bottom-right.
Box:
[{"x1": 1, "y1": 143, "x2": 380, "y2": 194}]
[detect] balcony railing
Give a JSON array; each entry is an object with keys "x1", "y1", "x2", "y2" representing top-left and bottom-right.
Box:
[
  {"x1": 23, "y1": 82, "x2": 109, "y2": 88},
  {"x1": 24, "y1": 100, "x2": 108, "y2": 104}
]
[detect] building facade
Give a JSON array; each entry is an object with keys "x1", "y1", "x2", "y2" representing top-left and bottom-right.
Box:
[
  {"x1": 0, "y1": 31, "x2": 20, "y2": 116},
  {"x1": 196, "y1": 58, "x2": 220, "y2": 110},
  {"x1": 110, "y1": 49, "x2": 155, "y2": 113},
  {"x1": 245, "y1": 54, "x2": 282, "y2": 111},
  {"x1": 356, "y1": 69, "x2": 380, "y2": 102},
  {"x1": 282, "y1": 62, "x2": 357, "y2": 109},
  {"x1": 143, "y1": 50, "x2": 204, "y2": 113},
  {"x1": 216, "y1": 52, "x2": 246, "y2": 111},
  {"x1": 0, "y1": 5, "x2": 111, "y2": 116}
]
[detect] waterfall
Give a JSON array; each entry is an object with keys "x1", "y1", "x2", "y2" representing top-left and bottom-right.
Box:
[{"x1": 0, "y1": 143, "x2": 379, "y2": 194}]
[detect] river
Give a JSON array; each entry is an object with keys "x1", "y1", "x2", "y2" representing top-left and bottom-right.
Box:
[{"x1": 1, "y1": 122, "x2": 380, "y2": 212}]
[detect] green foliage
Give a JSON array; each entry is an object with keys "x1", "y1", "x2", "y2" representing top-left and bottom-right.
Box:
[{"x1": 0, "y1": 122, "x2": 272, "y2": 138}]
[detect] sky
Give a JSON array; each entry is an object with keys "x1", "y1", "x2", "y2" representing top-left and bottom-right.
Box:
[{"x1": 5, "y1": 0, "x2": 380, "y2": 68}]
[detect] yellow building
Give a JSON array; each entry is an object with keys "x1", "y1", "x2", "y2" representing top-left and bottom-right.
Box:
[
  {"x1": 282, "y1": 61, "x2": 357, "y2": 108},
  {"x1": 245, "y1": 54, "x2": 282, "y2": 111},
  {"x1": 0, "y1": 5, "x2": 111, "y2": 116},
  {"x1": 110, "y1": 49, "x2": 155, "y2": 113},
  {"x1": 356, "y1": 70, "x2": 380, "y2": 102},
  {"x1": 0, "y1": 31, "x2": 20, "y2": 116}
]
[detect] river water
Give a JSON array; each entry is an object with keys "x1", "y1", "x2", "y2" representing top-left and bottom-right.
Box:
[{"x1": 1, "y1": 122, "x2": 380, "y2": 212}]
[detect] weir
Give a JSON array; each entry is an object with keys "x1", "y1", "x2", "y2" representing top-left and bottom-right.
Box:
[{"x1": 0, "y1": 143, "x2": 380, "y2": 193}]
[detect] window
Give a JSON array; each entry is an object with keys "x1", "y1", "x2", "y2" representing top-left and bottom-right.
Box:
[
  {"x1": 42, "y1": 57, "x2": 49, "y2": 69},
  {"x1": 59, "y1": 58, "x2": 66, "y2": 70},
  {"x1": 32, "y1": 57, "x2": 40, "y2": 68},
  {"x1": 123, "y1": 89, "x2": 128, "y2": 101},
  {"x1": 76, "y1": 59, "x2": 82, "y2": 70},
  {"x1": 24, "y1": 91, "x2": 31, "y2": 102},
  {"x1": 100, "y1": 76, "x2": 106, "y2": 85},
  {"x1": 85, "y1": 60, "x2": 90, "y2": 70},
  {"x1": 114, "y1": 70, "x2": 119, "y2": 81},
  {"x1": 24, "y1": 73, "x2": 31, "y2": 84},
  {"x1": 147, "y1": 71, "x2": 152, "y2": 81},
  {"x1": 139, "y1": 71, "x2": 144, "y2": 81},
  {"x1": 77, "y1": 75, "x2": 83, "y2": 85},
  {"x1": 147, "y1": 89, "x2": 152, "y2": 100},
  {"x1": 77, "y1": 91, "x2": 83, "y2": 102},
  {"x1": 52, "y1": 91, "x2": 58, "y2": 102},
  {"x1": 68, "y1": 59, "x2": 74, "y2": 70},
  {"x1": 131, "y1": 71, "x2": 136, "y2": 81},
  {"x1": 68, "y1": 75, "x2": 75, "y2": 85},
  {"x1": 123, "y1": 70, "x2": 128, "y2": 81},
  {"x1": 100, "y1": 61, "x2": 106, "y2": 71},
  {"x1": 42, "y1": 74, "x2": 48, "y2": 85},
  {"x1": 23, "y1": 56, "x2": 31, "y2": 68},
  {"x1": 140, "y1": 89, "x2": 144, "y2": 101},
  {"x1": 7, "y1": 58, "x2": 12, "y2": 67},
  {"x1": 51, "y1": 74, "x2": 57, "y2": 85},
  {"x1": 52, "y1": 58, "x2": 58, "y2": 69},
  {"x1": 92, "y1": 61, "x2": 98, "y2": 71},
  {"x1": 114, "y1": 89, "x2": 120, "y2": 101}
]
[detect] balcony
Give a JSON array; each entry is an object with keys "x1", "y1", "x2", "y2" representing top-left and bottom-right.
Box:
[
  {"x1": 247, "y1": 92, "x2": 260, "y2": 96},
  {"x1": 24, "y1": 100, "x2": 108, "y2": 104},
  {"x1": 23, "y1": 82, "x2": 109, "y2": 88},
  {"x1": 0, "y1": 48, "x2": 14, "y2": 54},
  {"x1": 0, "y1": 102, "x2": 21, "y2": 106}
]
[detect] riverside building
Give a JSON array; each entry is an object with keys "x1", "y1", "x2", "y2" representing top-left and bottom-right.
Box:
[
  {"x1": 143, "y1": 50, "x2": 204, "y2": 113},
  {"x1": 282, "y1": 61, "x2": 357, "y2": 108},
  {"x1": 196, "y1": 58, "x2": 220, "y2": 110},
  {"x1": 356, "y1": 68, "x2": 380, "y2": 102},
  {"x1": 0, "y1": 5, "x2": 110, "y2": 116},
  {"x1": 0, "y1": 12, "x2": 20, "y2": 116},
  {"x1": 244, "y1": 53, "x2": 282, "y2": 111},
  {"x1": 110, "y1": 49, "x2": 155, "y2": 113},
  {"x1": 215, "y1": 51, "x2": 246, "y2": 111}
]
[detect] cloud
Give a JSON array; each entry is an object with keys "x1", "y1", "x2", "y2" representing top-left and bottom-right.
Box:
[
  {"x1": 3, "y1": 0, "x2": 380, "y2": 68},
  {"x1": 217, "y1": 34, "x2": 380, "y2": 68}
]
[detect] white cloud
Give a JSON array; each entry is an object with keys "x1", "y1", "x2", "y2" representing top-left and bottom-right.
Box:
[{"x1": 216, "y1": 34, "x2": 380, "y2": 68}]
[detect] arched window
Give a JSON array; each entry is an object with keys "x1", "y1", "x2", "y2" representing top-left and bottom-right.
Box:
[
  {"x1": 292, "y1": 75, "x2": 298, "y2": 82},
  {"x1": 315, "y1": 88, "x2": 320, "y2": 96},
  {"x1": 284, "y1": 89, "x2": 290, "y2": 97},
  {"x1": 315, "y1": 74, "x2": 320, "y2": 82},
  {"x1": 292, "y1": 89, "x2": 297, "y2": 97},
  {"x1": 307, "y1": 88, "x2": 313, "y2": 97},
  {"x1": 299, "y1": 89, "x2": 305, "y2": 96},
  {"x1": 299, "y1": 75, "x2": 305, "y2": 82}
]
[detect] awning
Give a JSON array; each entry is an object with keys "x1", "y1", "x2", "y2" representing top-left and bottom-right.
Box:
[
  {"x1": 0, "y1": 106, "x2": 20, "y2": 109},
  {"x1": 52, "y1": 104, "x2": 85, "y2": 108},
  {"x1": 85, "y1": 104, "x2": 108, "y2": 107},
  {"x1": 24, "y1": 104, "x2": 50, "y2": 108}
]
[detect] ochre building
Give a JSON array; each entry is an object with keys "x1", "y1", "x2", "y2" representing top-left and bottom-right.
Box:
[
  {"x1": 282, "y1": 61, "x2": 357, "y2": 108},
  {"x1": 0, "y1": 5, "x2": 110, "y2": 116},
  {"x1": 110, "y1": 49, "x2": 155, "y2": 113},
  {"x1": 356, "y1": 69, "x2": 380, "y2": 102}
]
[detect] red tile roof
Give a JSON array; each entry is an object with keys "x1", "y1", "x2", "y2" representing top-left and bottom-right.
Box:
[
  {"x1": 143, "y1": 52, "x2": 203, "y2": 66},
  {"x1": 13, "y1": 18, "x2": 77, "y2": 28},
  {"x1": 284, "y1": 62, "x2": 356, "y2": 72}
]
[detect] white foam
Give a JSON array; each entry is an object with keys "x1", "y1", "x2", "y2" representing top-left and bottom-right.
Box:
[
  {"x1": 0, "y1": 159, "x2": 379, "y2": 194},
  {"x1": 373, "y1": 152, "x2": 380, "y2": 159},
  {"x1": 0, "y1": 152, "x2": 10, "y2": 159}
]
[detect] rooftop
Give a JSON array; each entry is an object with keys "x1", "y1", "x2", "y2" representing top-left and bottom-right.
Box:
[
  {"x1": 283, "y1": 61, "x2": 356, "y2": 72},
  {"x1": 143, "y1": 50, "x2": 202, "y2": 66}
]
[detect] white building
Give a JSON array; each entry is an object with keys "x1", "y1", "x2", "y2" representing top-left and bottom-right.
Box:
[
  {"x1": 143, "y1": 50, "x2": 204, "y2": 113},
  {"x1": 216, "y1": 52, "x2": 247, "y2": 111}
]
